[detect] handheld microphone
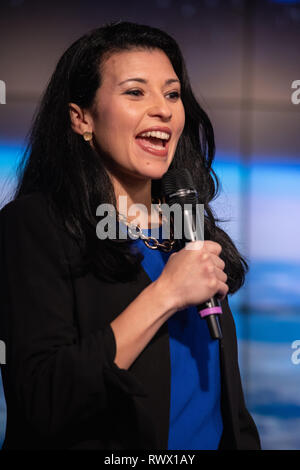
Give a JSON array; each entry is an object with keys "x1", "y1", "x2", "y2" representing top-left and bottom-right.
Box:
[{"x1": 161, "y1": 168, "x2": 223, "y2": 340}]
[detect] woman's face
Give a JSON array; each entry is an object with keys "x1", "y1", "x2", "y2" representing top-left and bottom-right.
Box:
[{"x1": 89, "y1": 48, "x2": 185, "y2": 181}]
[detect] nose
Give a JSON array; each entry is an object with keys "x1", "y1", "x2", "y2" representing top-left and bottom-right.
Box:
[{"x1": 147, "y1": 94, "x2": 172, "y2": 121}]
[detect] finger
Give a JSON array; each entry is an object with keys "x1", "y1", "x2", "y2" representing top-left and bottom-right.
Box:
[
  {"x1": 214, "y1": 266, "x2": 228, "y2": 283},
  {"x1": 206, "y1": 265, "x2": 227, "y2": 283},
  {"x1": 200, "y1": 252, "x2": 225, "y2": 272},
  {"x1": 216, "y1": 281, "x2": 229, "y2": 301},
  {"x1": 203, "y1": 240, "x2": 222, "y2": 256},
  {"x1": 209, "y1": 253, "x2": 225, "y2": 271}
]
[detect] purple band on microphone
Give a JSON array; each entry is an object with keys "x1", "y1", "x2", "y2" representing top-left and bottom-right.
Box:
[{"x1": 198, "y1": 306, "x2": 223, "y2": 318}]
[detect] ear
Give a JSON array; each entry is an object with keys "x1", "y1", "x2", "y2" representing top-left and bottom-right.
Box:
[{"x1": 69, "y1": 102, "x2": 93, "y2": 136}]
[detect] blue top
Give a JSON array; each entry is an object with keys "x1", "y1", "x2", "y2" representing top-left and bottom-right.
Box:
[{"x1": 130, "y1": 224, "x2": 223, "y2": 450}]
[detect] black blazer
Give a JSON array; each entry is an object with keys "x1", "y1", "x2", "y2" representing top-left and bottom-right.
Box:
[{"x1": 0, "y1": 192, "x2": 260, "y2": 450}]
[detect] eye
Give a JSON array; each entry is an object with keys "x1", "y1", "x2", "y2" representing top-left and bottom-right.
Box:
[
  {"x1": 167, "y1": 91, "x2": 181, "y2": 100},
  {"x1": 125, "y1": 89, "x2": 143, "y2": 97},
  {"x1": 124, "y1": 89, "x2": 181, "y2": 99}
]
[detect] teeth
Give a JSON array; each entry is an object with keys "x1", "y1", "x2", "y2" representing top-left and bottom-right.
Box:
[
  {"x1": 144, "y1": 141, "x2": 165, "y2": 150},
  {"x1": 138, "y1": 130, "x2": 170, "y2": 140}
]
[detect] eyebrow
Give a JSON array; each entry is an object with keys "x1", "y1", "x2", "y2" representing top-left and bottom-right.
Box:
[{"x1": 117, "y1": 78, "x2": 180, "y2": 87}]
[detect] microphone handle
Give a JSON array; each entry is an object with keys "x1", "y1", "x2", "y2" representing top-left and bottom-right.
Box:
[
  {"x1": 179, "y1": 206, "x2": 223, "y2": 340},
  {"x1": 197, "y1": 297, "x2": 223, "y2": 340}
]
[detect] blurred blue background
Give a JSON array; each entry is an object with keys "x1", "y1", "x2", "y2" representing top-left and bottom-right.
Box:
[{"x1": 0, "y1": 0, "x2": 300, "y2": 450}]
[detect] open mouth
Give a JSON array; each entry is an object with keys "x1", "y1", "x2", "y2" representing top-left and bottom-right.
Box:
[
  {"x1": 136, "y1": 135, "x2": 167, "y2": 149},
  {"x1": 135, "y1": 130, "x2": 171, "y2": 151}
]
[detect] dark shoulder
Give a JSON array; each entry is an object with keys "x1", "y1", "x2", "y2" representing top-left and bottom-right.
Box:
[
  {"x1": 1, "y1": 192, "x2": 49, "y2": 221},
  {"x1": 0, "y1": 192, "x2": 78, "y2": 276},
  {"x1": 2, "y1": 192, "x2": 84, "y2": 268},
  {"x1": 0, "y1": 192, "x2": 67, "y2": 250},
  {"x1": 0, "y1": 192, "x2": 67, "y2": 235}
]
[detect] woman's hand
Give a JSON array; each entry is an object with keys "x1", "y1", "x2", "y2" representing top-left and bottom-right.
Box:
[
  {"x1": 110, "y1": 240, "x2": 228, "y2": 370},
  {"x1": 155, "y1": 240, "x2": 229, "y2": 314}
]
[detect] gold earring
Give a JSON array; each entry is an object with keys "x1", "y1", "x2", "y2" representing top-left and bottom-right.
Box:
[{"x1": 83, "y1": 131, "x2": 93, "y2": 142}]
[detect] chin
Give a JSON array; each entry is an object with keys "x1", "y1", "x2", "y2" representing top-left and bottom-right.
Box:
[{"x1": 139, "y1": 163, "x2": 170, "y2": 180}]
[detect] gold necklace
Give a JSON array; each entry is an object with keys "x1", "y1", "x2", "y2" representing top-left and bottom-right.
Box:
[{"x1": 117, "y1": 198, "x2": 176, "y2": 253}]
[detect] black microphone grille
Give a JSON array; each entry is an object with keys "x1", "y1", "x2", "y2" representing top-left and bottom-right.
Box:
[{"x1": 161, "y1": 168, "x2": 195, "y2": 197}]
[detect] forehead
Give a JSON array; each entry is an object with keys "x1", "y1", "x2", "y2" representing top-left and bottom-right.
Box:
[{"x1": 100, "y1": 48, "x2": 178, "y2": 85}]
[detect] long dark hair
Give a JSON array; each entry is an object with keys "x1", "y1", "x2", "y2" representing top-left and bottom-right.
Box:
[{"x1": 13, "y1": 21, "x2": 248, "y2": 292}]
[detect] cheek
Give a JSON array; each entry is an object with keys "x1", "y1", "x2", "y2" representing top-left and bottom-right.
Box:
[
  {"x1": 178, "y1": 104, "x2": 186, "y2": 134},
  {"x1": 93, "y1": 107, "x2": 138, "y2": 164},
  {"x1": 170, "y1": 101, "x2": 185, "y2": 141},
  {"x1": 97, "y1": 103, "x2": 137, "y2": 142}
]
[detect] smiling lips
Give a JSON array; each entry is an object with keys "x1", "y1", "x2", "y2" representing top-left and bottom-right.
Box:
[{"x1": 135, "y1": 128, "x2": 171, "y2": 157}]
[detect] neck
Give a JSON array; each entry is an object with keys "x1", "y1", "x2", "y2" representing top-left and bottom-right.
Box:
[{"x1": 108, "y1": 171, "x2": 161, "y2": 230}]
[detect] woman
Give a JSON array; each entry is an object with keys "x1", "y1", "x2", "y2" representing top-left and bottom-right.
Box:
[{"x1": 0, "y1": 21, "x2": 260, "y2": 450}]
